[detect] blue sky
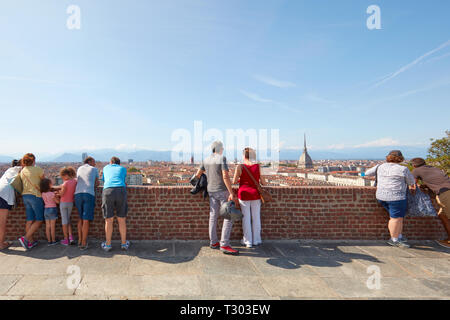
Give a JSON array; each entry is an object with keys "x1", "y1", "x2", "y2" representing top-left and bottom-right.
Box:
[{"x1": 0, "y1": 0, "x2": 449, "y2": 158}]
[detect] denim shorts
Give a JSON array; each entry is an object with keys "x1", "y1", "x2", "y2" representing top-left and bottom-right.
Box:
[
  {"x1": 75, "y1": 193, "x2": 96, "y2": 221},
  {"x1": 44, "y1": 207, "x2": 58, "y2": 221},
  {"x1": 23, "y1": 195, "x2": 45, "y2": 221},
  {"x1": 378, "y1": 199, "x2": 407, "y2": 219}
]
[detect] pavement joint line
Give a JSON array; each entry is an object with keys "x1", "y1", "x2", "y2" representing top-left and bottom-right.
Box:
[
  {"x1": 354, "y1": 245, "x2": 374, "y2": 258},
  {"x1": 400, "y1": 248, "x2": 420, "y2": 258},
  {"x1": 246, "y1": 258, "x2": 273, "y2": 297},
  {"x1": 387, "y1": 257, "x2": 417, "y2": 278},
  {"x1": 401, "y1": 258, "x2": 437, "y2": 278},
  {"x1": 353, "y1": 244, "x2": 416, "y2": 259},
  {"x1": 251, "y1": 274, "x2": 275, "y2": 298},
  {"x1": 4, "y1": 274, "x2": 24, "y2": 296},
  {"x1": 353, "y1": 258, "x2": 371, "y2": 271},
  {"x1": 272, "y1": 243, "x2": 287, "y2": 257},
  {"x1": 73, "y1": 274, "x2": 85, "y2": 296},
  {"x1": 296, "y1": 256, "x2": 323, "y2": 278},
  {"x1": 315, "y1": 275, "x2": 343, "y2": 299},
  {"x1": 247, "y1": 257, "x2": 264, "y2": 277},
  {"x1": 124, "y1": 255, "x2": 132, "y2": 277},
  {"x1": 256, "y1": 279, "x2": 275, "y2": 298}
]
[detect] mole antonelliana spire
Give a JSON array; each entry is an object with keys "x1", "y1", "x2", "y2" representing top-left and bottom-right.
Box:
[{"x1": 298, "y1": 133, "x2": 313, "y2": 169}]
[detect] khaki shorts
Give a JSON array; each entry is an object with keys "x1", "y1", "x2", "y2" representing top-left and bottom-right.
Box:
[{"x1": 436, "y1": 190, "x2": 450, "y2": 219}]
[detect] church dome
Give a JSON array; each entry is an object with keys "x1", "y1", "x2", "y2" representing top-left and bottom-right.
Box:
[{"x1": 298, "y1": 134, "x2": 314, "y2": 169}]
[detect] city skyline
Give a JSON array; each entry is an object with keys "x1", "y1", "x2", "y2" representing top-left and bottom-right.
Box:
[{"x1": 0, "y1": 1, "x2": 449, "y2": 155}]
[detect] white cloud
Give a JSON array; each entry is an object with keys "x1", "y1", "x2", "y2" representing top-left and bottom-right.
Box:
[
  {"x1": 304, "y1": 93, "x2": 335, "y2": 104},
  {"x1": 239, "y1": 90, "x2": 275, "y2": 103},
  {"x1": 115, "y1": 144, "x2": 138, "y2": 151},
  {"x1": 354, "y1": 138, "x2": 400, "y2": 148},
  {"x1": 371, "y1": 39, "x2": 450, "y2": 89},
  {"x1": 79, "y1": 145, "x2": 101, "y2": 151},
  {"x1": 239, "y1": 90, "x2": 302, "y2": 114},
  {"x1": 326, "y1": 143, "x2": 347, "y2": 150},
  {"x1": 253, "y1": 74, "x2": 296, "y2": 88},
  {"x1": 424, "y1": 51, "x2": 450, "y2": 64},
  {"x1": 366, "y1": 79, "x2": 450, "y2": 107},
  {"x1": 324, "y1": 138, "x2": 402, "y2": 150}
]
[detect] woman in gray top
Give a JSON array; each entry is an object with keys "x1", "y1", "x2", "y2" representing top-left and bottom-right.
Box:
[{"x1": 365, "y1": 150, "x2": 416, "y2": 248}]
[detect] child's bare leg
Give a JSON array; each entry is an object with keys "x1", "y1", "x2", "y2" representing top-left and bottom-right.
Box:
[
  {"x1": 45, "y1": 221, "x2": 51, "y2": 242},
  {"x1": 62, "y1": 224, "x2": 68, "y2": 240},
  {"x1": 51, "y1": 220, "x2": 56, "y2": 242}
]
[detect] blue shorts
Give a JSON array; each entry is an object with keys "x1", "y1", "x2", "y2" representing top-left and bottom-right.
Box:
[
  {"x1": 23, "y1": 195, "x2": 44, "y2": 221},
  {"x1": 378, "y1": 199, "x2": 407, "y2": 219},
  {"x1": 44, "y1": 207, "x2": 58, "y2": 221},
  {"x1": 75, "y1": 193, "x2": 96, "y2": 221}
]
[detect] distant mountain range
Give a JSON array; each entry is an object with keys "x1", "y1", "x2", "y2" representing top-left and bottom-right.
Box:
[
  {"x1": 0, "y1": 145, "x2": 429, "y2": 163},
  {"x1": 0, "y1": 155, "x2": 14, "y2": 163},
  {"x1": 42, "y1": 149, "x2": 173, "y2": 163}
]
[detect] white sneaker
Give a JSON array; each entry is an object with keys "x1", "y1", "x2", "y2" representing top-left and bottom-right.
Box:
[{"x1": 240, "y1": 239, "x2": 252, "y2": 248}]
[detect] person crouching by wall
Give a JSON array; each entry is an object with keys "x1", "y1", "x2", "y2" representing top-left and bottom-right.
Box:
[
  {"x1": 365, "y1": 150, "x2": 416, "y2": 248},
  {"x1": 232, "y1": 147, "x2": 267, "y2": 248},
  {"x1": 0, "y1": 160, "x2": 22, "y2": 250},
  {"x1": 410, "y1": 157, "x2": 450, "y2": 248},
  {"x1": 101, "y1": 157, "x2": 130, "y2": 252}
]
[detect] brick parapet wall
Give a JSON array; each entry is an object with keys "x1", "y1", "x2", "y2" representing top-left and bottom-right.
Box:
[{"x1": 4, "y1": 186, "x2": 446, "y2": 241}]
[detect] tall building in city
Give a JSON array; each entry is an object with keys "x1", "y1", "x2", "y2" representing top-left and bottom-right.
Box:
[
  {"x1": 82, "y1": 153, "x2": 88, "y2": 162},
  {"x1": 298, "y1": 134, "x2": 313, "y2": 169}
]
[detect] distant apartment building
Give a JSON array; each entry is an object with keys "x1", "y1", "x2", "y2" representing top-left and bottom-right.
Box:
[
  {"x1": 126, "y1": 173, "x2": 143, "y2": 186},
  {"x1": 281, "y1": 172, "x2": 375, "y2": 187},
  {"x1": 82, "y1": 153, "x2": 88, "y2": 162},
  {"x1": 317, "y1": 166, "x2": 358, "y2": 173},
  {"x1": 54, "y1": 176, "x2": 63, "y2": 186}
]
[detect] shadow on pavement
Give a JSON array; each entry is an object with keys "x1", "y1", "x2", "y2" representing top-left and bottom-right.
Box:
[{"x1": 1, "y1": 239, "x2": 410, "y2": 271}]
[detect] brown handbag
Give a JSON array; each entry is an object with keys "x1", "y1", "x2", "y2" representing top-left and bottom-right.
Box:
[{"x1": 241, "y1": 164, "x2": 273, "y2": 204}]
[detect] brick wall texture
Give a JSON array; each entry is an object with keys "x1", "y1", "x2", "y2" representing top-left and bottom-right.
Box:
[{"x1": 4, "y1": 186, "x2": 446, "y2": 241}]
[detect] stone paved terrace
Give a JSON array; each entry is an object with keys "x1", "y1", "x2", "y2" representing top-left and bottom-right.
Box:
[{"x1": 0, "y1": 240, "x2": 449, "y2": 300}]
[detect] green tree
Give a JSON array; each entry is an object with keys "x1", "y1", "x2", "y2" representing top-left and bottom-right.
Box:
[
  {"x1": 427, "y1": 130, "x2": 450, "y2": 175},
  {"x1": 128, "y1": 167, "x2": 140, "y2": 173}
]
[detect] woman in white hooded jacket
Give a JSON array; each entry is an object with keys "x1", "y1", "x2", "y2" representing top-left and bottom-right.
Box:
[{"x1": 0, "y1": 160, "x2": 22, "y2": 250}]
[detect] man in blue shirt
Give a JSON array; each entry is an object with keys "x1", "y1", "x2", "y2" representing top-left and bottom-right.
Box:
[{"x1": 101, "y1": 157, "x2": 129, "y2": 251}]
